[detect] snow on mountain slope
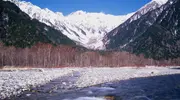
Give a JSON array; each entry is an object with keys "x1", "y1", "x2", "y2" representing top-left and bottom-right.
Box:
[
  {"x1": 104, "y1": 0, "x2": 168, "y2": 47},
  {"x1": 4, "y1": 0, "x2": 134, "y2": 49},
  {"x1": 128, "y1": 0, "x2": 168, "y2": 24},
  {"x1": 153, "y1": 0, "x2": 168, "y2": 5},
  {"x1": 66, "y1": 11, "x2": 134, "y2": 49}
]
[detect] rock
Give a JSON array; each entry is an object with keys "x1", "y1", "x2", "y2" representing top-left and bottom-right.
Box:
[
  {"x1": 26, "y1": 94, "x2": 31, "y2": 97},
  {"x1": 87, "y1": 91, "x2": 93, "y2": 94},
  {"x1": 62, "y1": 82, "x2": 66, "y2": 85}
]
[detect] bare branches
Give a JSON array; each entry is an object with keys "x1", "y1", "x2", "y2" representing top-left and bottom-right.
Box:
[{"x1": 0, "y1": 43, "x2": 179, "y2": 68}]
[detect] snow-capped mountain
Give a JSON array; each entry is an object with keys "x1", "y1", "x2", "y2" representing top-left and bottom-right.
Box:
[
  {"x1": 104, "y1": 0, "x2": 168, "y2": 44},
  {"x1": 4, "y1": 0, "x2": 134, "y2": 49},
  {"x1": 3, "y1": 0, "x2": 168, "y2": 50},
  {"x1": 153, "y1": 0, "x2": 168, "y2": 5},
  {"x1": 104, "y1": 0, "x2": 180, "y2": 59},
  {"x1": 0, "y1": 0, "x2": 75, "y2": 48},
  {"x1": 129, "y1": 0, "x2": 168, "y2": 22}
]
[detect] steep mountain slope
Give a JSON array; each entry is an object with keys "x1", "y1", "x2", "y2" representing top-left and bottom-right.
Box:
[
  {"x1": 0, "y1": 0, "x2": 75, "y2": 48},
  {"x1": 104, "y1": 0, "x2": 168, "y2": 47},
  {"x1": 105, "y1": 0, "x2": 180, "y2": 59},
  {"x1": 124, "y1": 0, "x2": 180, "y2": 59},
  {"x1": 5, "y1": 0, "x2": 134, "y2": 49}
]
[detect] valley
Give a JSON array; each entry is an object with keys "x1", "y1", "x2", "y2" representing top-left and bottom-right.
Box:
[{"x1": 1, "y1": 0, "x2": 180, "y2": 99}]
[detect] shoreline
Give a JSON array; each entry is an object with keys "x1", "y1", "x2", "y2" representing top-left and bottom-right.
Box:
[{"x1": 0, "y1": 67, "x2": 180, "y2": 99}]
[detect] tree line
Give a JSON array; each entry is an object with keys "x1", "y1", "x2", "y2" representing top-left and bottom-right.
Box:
[{"x1": 0, "y1": 43, "x2": 180, "y2": 68}]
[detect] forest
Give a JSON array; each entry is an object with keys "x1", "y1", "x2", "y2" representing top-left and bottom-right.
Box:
[{"x1": 0, "y1": 43, "x2": 180, "y2": 68}]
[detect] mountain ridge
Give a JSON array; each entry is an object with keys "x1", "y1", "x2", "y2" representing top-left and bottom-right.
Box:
[
  {"x1": 5, "y1": 0, "x2": 134, "y2": 49},
  {"x1": 105, "y1": 0, "x2": 180, "y2": 59},
  {"x1": 104, "y1": 0, "x2": 168, "y2": 47},
  {"x1": 0, "y1": 0, "x2": 75, "y2": 48}
]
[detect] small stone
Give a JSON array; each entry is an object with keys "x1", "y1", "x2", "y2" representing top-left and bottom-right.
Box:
[
  {"x1": 26, "y1": 94, "x2": 31, "y2": 97},
  {"x1": 31, "y1": 90, "x2": 36, "y2": 92},
  {"x1": 49, "y1": 90, "x2": 52, "y2": 94},
  {"x1": 62, "y1": 82, "x2": 66, "y2": 85},
  {"x1": 87, "y1": 91, "x2": 93, "y2": 94}
]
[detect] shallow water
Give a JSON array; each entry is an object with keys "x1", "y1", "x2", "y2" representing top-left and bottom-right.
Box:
[{"x1": 6, "y1": 73, "x2": 180, "y2": 100}]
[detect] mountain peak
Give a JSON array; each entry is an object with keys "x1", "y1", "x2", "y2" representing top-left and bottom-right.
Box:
[
  {"x1": 56, "y1": 12, "x2": 64, "y2": 16},
  {"x1": 44, "y1": 8, "x2": 52, "y2": 12},
  {"x1": 152, "y1": 0, "x2": 168, "y2": 5},
  {"x1": 69, "y1": 10, "x2": 87, "y2": 16}
]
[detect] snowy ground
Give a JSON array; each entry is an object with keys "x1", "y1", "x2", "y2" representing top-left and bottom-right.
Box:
[{"x1": 0, "y1": 67, "x2": 180, "y2": 100}]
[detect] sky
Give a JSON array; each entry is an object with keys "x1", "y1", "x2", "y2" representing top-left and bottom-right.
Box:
[{"x1": 23, "y1": 0, "x2": 152, "y2": 15}]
